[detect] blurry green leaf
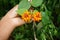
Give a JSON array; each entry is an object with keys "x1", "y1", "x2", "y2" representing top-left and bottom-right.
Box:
[
  {"x1": 54, "y1": 29, "x2": 57, "y2": 35},
  {"x1": 45, "y1": 9, "x2": 51, "y2": 16},
  {"x1": 57, "y1": 14, "x2": 60, "y2": 23},
  {"x1": 31, "y1": 0, "x2": 43, "y2": 7},
  {"x1": 33, "y1": 10, "x2": 38, "y2": 14},
  {"x1": 46, "y1": 23, "x2": 56, "y2": 36},
  {"x1": 41, "y1": 33, "x2": 46, "y2": 40},
  {"x1": 17, "y1": 9, "x2": 27, "y2": 15},
  {"x1": 15, "y1": 33, "x2": 23, "y2": 40},
  {"x1": 49, "y1": 24, "x2": 55, "y2": 29},
  {"x1": 49, "y1": 30, "x2": 54, "y2": 40},
  {"x1": 41, "y1": 12, "x2": 50, "y2": 25},
  {"x1": 18, "y1": 0, "x2": 31, "y2": 9}
]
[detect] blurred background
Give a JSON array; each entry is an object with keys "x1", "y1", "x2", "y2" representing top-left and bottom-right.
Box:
[{"x1": 0, "y1": 0, "x2": 20, "y2": 18}]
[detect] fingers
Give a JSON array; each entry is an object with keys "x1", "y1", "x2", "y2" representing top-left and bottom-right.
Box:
[
  {"x1": 12, "y1": 17, "x2": 25, "y2": 26},
  {"x1": 5, "y1": 5, "x2": 18, "y2": 18},
  {"x1": 3, "y1": 5, "x2": 25, "y2": 26}
]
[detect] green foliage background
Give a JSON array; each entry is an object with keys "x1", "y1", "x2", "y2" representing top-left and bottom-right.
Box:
[{"x1": 0, "y1": 0, "x2": 60, "y2": 40}]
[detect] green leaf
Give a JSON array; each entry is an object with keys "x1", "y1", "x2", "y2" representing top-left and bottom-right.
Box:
[
  {"x1": 54, "y1": 29, "x2": 57, "y2": 35},
  {"x1": 33, "y1": 10, "x2": 38, "y2": 14},
  {"x1": 41, "y1": 12, "x2": 51, "y2": 25},
  {"x1": 40, "y1": 33, "x2": 46, "y2": 40},
  {"x1": 18, "y1": 0, "x2": 31, "y2": 9},
  {"x1": 57, "y1": 14, "x2": 60, "y2": 23},
  {"x1": 31, "y1": 0, "x2": 43, "y2": 7},
  {"x1": 45, "y1": 9, "x2": 52, "y2": 16},
  {"x1": 17, "y1": 9, "x2": 27, "y2": 15}
]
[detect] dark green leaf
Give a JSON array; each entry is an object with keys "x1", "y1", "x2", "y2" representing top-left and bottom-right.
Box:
[
  {"x1": 57, "y1": 14, "x2": 60, "y2": 23},
  {"x1": 41, "y1": 12, "x2": 51, "y2": 25}
]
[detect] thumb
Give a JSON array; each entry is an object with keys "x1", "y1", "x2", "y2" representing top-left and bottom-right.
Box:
[{"x1": 12, "y1": 17, "x2": 25, "y2": 27}]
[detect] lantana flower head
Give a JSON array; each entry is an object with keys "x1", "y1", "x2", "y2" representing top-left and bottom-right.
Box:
[
  {"x1": 32, "y1": 10, "x2": 42, "y2": 22},
  {"x1": 21, "y1": 11, "x2": 31, "y2": 22}
]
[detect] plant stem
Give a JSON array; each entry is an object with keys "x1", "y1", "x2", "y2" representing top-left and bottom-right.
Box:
[
  {"x1": 49, "y1": 31, "x2": 54, "y2": 40},
  {"x1": 33, "y1": 22, "x2": 38, "y2": 40}
]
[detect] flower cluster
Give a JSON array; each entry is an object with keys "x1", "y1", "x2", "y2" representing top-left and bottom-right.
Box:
[
  {"x1": 21, "y1": 11, "x2": 31, "y2": 22},
  {"x1": 32, "y1": 12, "x2": 42, "y2": 22},
  {"x1": 21, "y1": 10, "x2": 42, "y2": 22}
]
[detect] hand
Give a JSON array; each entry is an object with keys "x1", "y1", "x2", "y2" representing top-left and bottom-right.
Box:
[
  {"x1": 0, "y1": 5, "x2": 25, "y2": 40},
  {"x1": 0, "y1": 5, "x2": 25, "y2": 27}
]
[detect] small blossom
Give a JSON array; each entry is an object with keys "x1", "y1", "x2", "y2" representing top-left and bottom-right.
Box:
[
  {"x1": 21, "y1": 11, "x2": 31, "y2": 22},
  {"x1": 32, "y1": 12, "x2": 42, "y2": 22}
]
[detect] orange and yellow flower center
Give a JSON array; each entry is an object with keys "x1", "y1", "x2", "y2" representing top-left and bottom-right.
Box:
[
  {"x1": 32, "y1": 12, "x2": 42, "y2": 22},
  {"x1": 20, "y1": 11, "x2": 42, "y2": 22},
  {"x1": 21, "y1": 11, "x2": 31, "y2": 22}
]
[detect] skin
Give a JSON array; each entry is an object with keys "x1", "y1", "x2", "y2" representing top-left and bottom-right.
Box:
[{"x1": 0, "y1": 5, "x2": 25, "y2": 40}]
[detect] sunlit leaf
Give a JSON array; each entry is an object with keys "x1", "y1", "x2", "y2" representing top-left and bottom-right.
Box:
[
  {"x1": 31, "y1": 0, "x2": 43, "y2": 7},
  {"x1": 33, "y1": 10, "x2": 38, "y2": 14},
  {"x1": 18, "y1": 0, "x2": 31, "y2": 9},
  {"x1": 40, "y1": 33, "x2": 46, "y2": 40},
  {"x1": 54, "y1": 29, "x2": 57, "y2": 35},
  {"x1": 17, "y1": 9, "x2": 27, "y2": 15}
]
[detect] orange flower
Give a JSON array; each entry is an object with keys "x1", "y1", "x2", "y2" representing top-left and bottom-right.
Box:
[
  {"x1": 21, "y1": 11, "x2": 31, "y2": 22},
  {"x1": 32, "y1": 12, "x2": 42, "y2": 22}
]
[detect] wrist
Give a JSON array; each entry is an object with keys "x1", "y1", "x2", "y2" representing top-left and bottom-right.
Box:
[
  {"x1": 0, "y1": 19, "x2": 16, "y2": 28},
  {"x1": 0, "y1": 19, "x2": 16, "y2": 40}
]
